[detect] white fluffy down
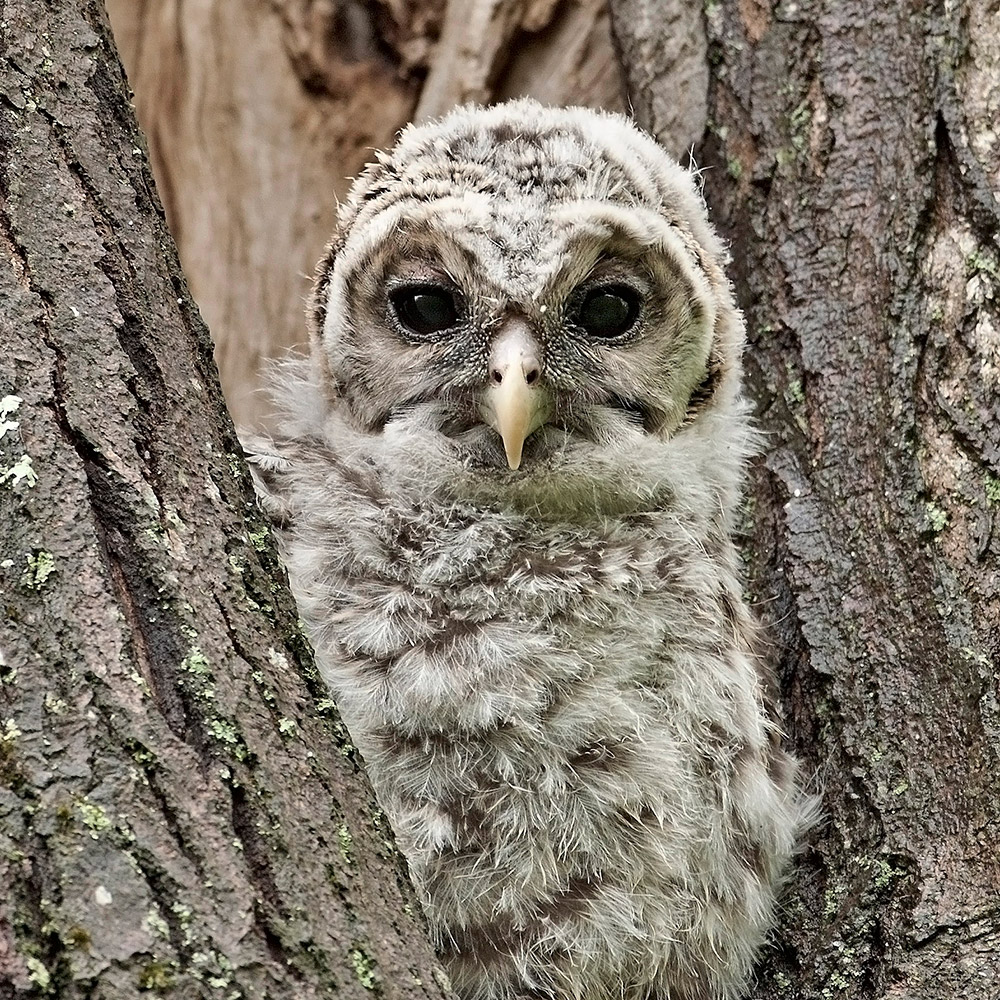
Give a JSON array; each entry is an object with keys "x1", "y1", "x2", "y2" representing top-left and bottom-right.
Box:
[{"x1": 247, "y1": 100, "x2": 814, "y2": 1000}]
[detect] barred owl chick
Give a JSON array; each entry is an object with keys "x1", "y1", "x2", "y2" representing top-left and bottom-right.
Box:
[{"x1": 248, "y1": 99, "x2": 813, "y2": 1000}]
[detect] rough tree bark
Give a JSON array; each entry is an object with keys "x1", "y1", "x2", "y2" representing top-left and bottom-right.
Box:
[
  {"x1": 5, "y1": 0, "x2": 998, "y2": 998},
  {"x1": 611, "y1": 1, "x2": 1000, "y2": 997},
  {"x1": 0, "y1": 2, "x2": 454, "y2": 997}
]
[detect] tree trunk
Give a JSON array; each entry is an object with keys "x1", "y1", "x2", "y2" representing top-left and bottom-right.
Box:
[
  {"x1": 6, "y1": 0, "x2": 998, "y2": 998},
  {"x1": 611, "y1": 1, "x2": 1000, "y2": 997},
  {"x1": 0, "y1": 2, "x2": 453, "y2": 997}
]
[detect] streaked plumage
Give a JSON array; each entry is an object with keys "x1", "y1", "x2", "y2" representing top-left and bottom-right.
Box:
[{"x1": 247, "y1": 99, "x2": 813, "y2": 1000}]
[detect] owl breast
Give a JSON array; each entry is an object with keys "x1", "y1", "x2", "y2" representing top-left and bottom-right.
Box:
[{"x1": 279, "y1": 433, "x2": 803, "y2": 1000}]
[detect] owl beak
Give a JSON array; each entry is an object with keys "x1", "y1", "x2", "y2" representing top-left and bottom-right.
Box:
[{"x1": 482, "y1": 321, "x2": 548, "y2": 470}]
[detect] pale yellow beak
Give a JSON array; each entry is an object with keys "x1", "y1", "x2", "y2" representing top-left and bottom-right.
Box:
[{"x1": 481, "y1": 320, "x2": 548, "y2": 470}]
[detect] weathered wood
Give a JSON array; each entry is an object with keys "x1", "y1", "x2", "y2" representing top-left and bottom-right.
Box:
[
  {"x1": 614, "y1": 0, "x2": 1000, "y2": 997},
  {"x1": 104, "y1": 0, "x2": 624, "y2": 428},
  {"x1": 0, "y1": 2, "x2": 453, "y2": 996}
]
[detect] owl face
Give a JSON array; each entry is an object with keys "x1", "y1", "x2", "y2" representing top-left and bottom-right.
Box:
[{"x1": 310, "y1": 101, "x2": 735, "y2": 472}]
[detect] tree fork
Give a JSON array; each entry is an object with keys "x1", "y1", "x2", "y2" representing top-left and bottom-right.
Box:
[{"x1": 0, "y1": 2, "x2": 452, "y2": 997}]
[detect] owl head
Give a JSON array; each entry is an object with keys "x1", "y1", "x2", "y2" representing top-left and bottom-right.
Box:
[{"x1": 306, "y1": 99, "x2": 746, "y2": 482}]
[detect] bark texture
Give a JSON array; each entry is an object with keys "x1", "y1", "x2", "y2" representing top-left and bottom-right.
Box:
[
  {"x1": 0, "y1": 2, "x2": 453, "y2": 997},
  {"x1": 104, "y1": 0, "x2": 626, "y2": 428},
  {"x1": 613, "y1": 0, "x2": 1000, "y2": 997}
]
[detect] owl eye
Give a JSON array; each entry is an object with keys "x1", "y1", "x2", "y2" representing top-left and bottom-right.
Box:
[
  {"x1": 391, "y1": 285, "x2": 461, "y2": 338},
  {"x1": 574, "y1": 285, "x2": 641, "y2": 339}
]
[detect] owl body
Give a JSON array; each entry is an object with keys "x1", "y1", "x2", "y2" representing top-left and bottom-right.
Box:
[{"x1": 250, "y1": 101, "x2": 811, "y2": 1000}]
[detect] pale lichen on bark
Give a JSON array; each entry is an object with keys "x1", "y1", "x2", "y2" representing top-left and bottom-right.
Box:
[
  {"x1": 611, "y1": 0, "x2": 999, "y2": 996},
  {"x1": 1, "y1": 2, "x2": 454, "y2": 997}
]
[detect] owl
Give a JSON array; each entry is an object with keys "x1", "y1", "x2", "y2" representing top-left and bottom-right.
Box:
[{"x1": 246, "y1": 99, "x2": 813, "y2": 1000}]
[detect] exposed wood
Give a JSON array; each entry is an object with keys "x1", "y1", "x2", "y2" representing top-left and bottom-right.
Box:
[
  {"x1": 614, "y1": 0, "x2": 1000, "y2": 997},
  {"x1": 104, "y1": 0, "x2": 624, "y2": 428},
  {"x1": 415, "y1": 0, "x2": 621, "y2": 120},
  {"x1": 0, "y1": 1, "x2": 454, "y2": 995},
  {"x1": 104, "y1": 0, "x2": 417, "y2": 429}
]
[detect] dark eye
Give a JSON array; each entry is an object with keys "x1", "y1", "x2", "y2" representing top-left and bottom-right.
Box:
[
  {"x1": 575, "y1": 285, "x2": 641, "y2": 339},
  {"x1": 391, "y1": 285, "x2": 460, "y2": 338}
]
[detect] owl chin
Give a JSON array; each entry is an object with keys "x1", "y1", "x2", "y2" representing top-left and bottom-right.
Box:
[
  {"x1": 445, "y1": 415, "x2": 638, "y2": 475},
  {"x1": 387, "y1": 391, "x2": 655, "y2": 475},
  {"x1": 443, "y1": 420, "x2": 540, "y2": 472}
]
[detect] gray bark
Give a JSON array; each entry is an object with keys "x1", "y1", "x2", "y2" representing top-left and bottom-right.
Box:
[
  {"x1": 0, "y1": 2, "x2": 453, "y2": 996},
  {"x1": 611, "y1": 0, "x2": 1000, "y2": 997},
  {"x1": 5, "y1": 0, "x2": 998, "y2": 997}
]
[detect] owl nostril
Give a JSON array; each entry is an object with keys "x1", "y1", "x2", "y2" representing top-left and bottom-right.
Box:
[{"x1": 491, "y1": 363, "x2": 540, "y2": 386}]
